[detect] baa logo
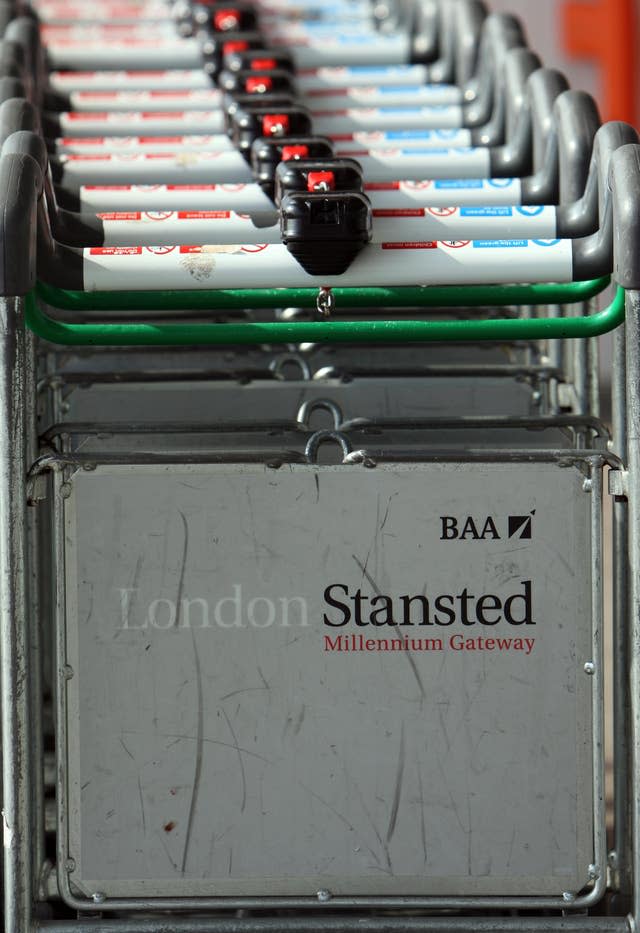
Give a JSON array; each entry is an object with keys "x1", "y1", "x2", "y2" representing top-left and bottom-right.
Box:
[{"x1": 440, "y1": 511, "x2": 535, "y2": 541}]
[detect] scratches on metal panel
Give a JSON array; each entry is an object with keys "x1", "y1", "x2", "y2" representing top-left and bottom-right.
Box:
[
  {"x1": 221, "y1": 708, "x2": 247, "y2": 814},
  {"x1": 379, "y1": 493, "x2": 398, "y2": 531},
  {"x1": 506, "y1": 824, "x2": 516, "y2": 870},
  {"x1": 417, "y1": 763, "x2": 428, "y2": 866},
  {"x1": 293, "y1": 704, "x2": 306, "y2": 736},
  {"x1": 119, "y1": 736, "x2": 134, "y2": 761},
  {"x1": 257, "y1": 666, "x2": 269, "y2": 691},
  {"x1": 219, "y1": 685, "x2": 270, "y2": 702},
  {"x1": 159, "y1": 830, "x2": 179, "y2": 872},
  {"x1": 113, "y1": 551, "x2": 144, "y2": 638},
  {"x1": 175, "y1": 510, "x2": 205, "y2": 877},
  {"x1": 121, "y1": 729, "x2": 270, "y2": 763},
  {"x1": 244, "y1": 488, "x2": 260, "y2": 566},
  {"x1": 386, "y1": 722, "x2": 405, "y2": 844},
  {"x1": 83, "y1": 582, "x2": 95, "y2": 628},
  {"x1": 173, "y1": 510, "x2": 189, "y2": 630},
  {"x1": 352, "y1": 553, "x2": 427, "y2": 701},
  {"x1": 137, "y1": 774, "x2": 146, "y2": 836}
]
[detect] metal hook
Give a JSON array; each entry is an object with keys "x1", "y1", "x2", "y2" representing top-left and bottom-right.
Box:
[
  {"x1": 297, "y1": 399, "x2": 344, "y2": 430},
  {"x1": 305, "y1": 430, "x2": 353, "y2": 464},
  {"x1": 317, "y1": 287, "x2": 335, "y2": 319},
  {"x1": 269, "y1": 354, "x2": 312, "y2": 382}
]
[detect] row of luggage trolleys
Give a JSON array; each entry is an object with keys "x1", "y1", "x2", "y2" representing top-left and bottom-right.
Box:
[{"x1": 2, "y1": 1, "x2": 640, "y2": 931}]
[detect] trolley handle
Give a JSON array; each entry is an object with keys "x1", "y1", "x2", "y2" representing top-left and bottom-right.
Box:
[
  {"x1": 0, "y1": 37, "x2": 26, "y2": 83},
  {"x1": 4, "y1": 16, "x2": 43, "y2": 101},
  {"x1": 558, "y1": 121, "x2": 639, "y2": 238},
  {"x1": 0, "y1": 149, "x2": 39, "y2": 295},
  {"x1": 463, "y1": 13, "x2": 527, "y2": 129},
  {"x1": 451, "y1": 0, "x2": 488, "y2": 87},
  {"x1": 523, "y1": 89, "x2": 600, "y2": 208},
  {"x1": 611, "y1": 144, "x2": 640, "y2": 289},
  {"x1": 488, "y1": 60, "x2": 562, "y2": 177}
]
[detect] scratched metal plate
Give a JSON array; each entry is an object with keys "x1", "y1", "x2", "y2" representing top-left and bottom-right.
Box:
[
  {"x1": 60, "y1": 461, "x2": 595, "y2": 899},
  {"x1": 57, "y1": 375, "x2": 542, "y2": 425}
]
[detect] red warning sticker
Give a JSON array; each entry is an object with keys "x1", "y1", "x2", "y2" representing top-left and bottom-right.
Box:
[
  {"x1": 66, "y1": 155, "x2": 111, "y2": 161},
  {"x1": 373, "y1": 209, "x2": 425, "y2": 218},
  {"x1": 381, "y1": 242, "x2": 438, "y2": 250},
  {"x1": 60, "y1": 137, "x2": 105, "y2": 145},
  {"x1": 142, "y1": 112, "x2": 185, "y2": 120},
  {"x1": 177, "y1": 211, "x2": 231, "y2": 219},
  {"x1": 167, "y1": 185, "x2": 217, "y2": 191},
  {"x1": 365, "y1": 182, "x2": 400, "y2": 191},
  {"x1": 67, "y1": 113, "x2": 110, "y2": 120},
  {"x1": 89, "y1": 247, "x2": 142, "y2": 255},
  {"x1": 97, "y1": 212, "x2": 141, "y2": 221}
]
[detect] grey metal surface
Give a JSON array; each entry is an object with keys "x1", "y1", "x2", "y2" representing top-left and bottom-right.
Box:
[
  {"x1": 40, "y1": 345, "x2": 542, "y2": 380},
  {"x1": 33, "y1": 917, "x2": 633, "y2": 933},
  {"x1": 611, "y1": 324, "x2": 630, "y2": 897},
  {"x1": 624, "y1": 291, "x2": 640, "y2": 931},
  {"x1": 57, "y1": 459, "x2": 597, "y2": 903},
  {"x1": 42, "y1": 417, "x2": 609, "y2": 462},
  {"x1": 55, "y1": 375, "x2": 545, "y2": 425},
  {"x1": 0, "y1": 296, "x2": 33, "y2": 933}
]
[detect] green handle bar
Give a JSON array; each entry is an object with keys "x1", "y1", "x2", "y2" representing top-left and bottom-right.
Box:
[
  {"x1": 37, "y1": 277, "x2": 609, "y2": 312},
  {"x1": 28, "y1": 279, "x2": 623, "y2": 347}
]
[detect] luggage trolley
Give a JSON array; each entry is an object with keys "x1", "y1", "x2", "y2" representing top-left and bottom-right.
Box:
[{"x1": 1, "y1": 1, "x2": 639, "y2": 932}]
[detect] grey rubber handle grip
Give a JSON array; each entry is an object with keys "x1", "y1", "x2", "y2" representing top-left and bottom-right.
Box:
[
  {"x1": 453, "y1": 0, "x2": 489, "y2": 86},
  {"x1": 424, "y1": 1, "x2": 489, "y2": 87},
  {"x1": 488, "y1": 62, "x2": 568, "y2": 177},
  {"x1": 0, "y1": 38, "x2": 25, "y2": 81},
  {"x1": 464, "y1": 13, "x2": 527, "y2": 124},
  {"x1": 0, "y1": 150, "x2": 40, "y2": 295},
  {"x1": 0, "y1": 97, "x2": 37, "y2": 146},
  {"x1": 558, "y1": 119, "x2": 638, "y2": 237},
  {"x1": 475, "y1": 47, "x2": 541, "y2": 149},
  {"x1": 610, "y1": 144, "x2": 640, "y2": 288},
  {"x1": 520, "y1": 84, "x2": 594, "y2": 205},
  {"x1": 409, "y1": 0, "x2": 441, "y2": 65}
]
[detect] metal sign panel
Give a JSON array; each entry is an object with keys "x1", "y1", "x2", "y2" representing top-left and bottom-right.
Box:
[
  {"x1": 59, "y1": 376, "x2": 541, "y2": 424},
  {"x1": 60, "y1": 461, "x2": 596, "y2": 901}
]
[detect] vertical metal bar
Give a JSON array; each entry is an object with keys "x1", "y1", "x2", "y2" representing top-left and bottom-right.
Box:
[
  {"x1": 624, "y1": 290, "x2": 640, "y2": 929},
  {"x1": 574, "y1": 304, "x2": 590, "y2": 415},
  {"x1": 25, "y1": 327, "x2": 46, "y2": 897},
  {"x1": 588, "y1": 330, "x2": 601, "y2": 419},
  {"x1": 0, "y1": 295, "x2": 33, "y2": 933},
  {"x1": 611, "y1": 323, "x2": 631, "y2": 898},
  {"x1": 590, "y1": 460, "x2": 608, "y2": 903}
]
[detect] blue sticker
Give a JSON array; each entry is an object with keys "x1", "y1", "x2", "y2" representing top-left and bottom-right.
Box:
[
  {"x1": 516, "y1": 205, "x2": 545, "y2": 216},
  {"x1": 379, "y1": 86, "x2": 423, "y2": 94},
  {"x1": 487, "y1": 179, "x2": 515, "y2": 188},
  {"x1": 378, "y1": 107, "x2": 424, "y2": 114},
  {"x1": 473, "y1": 240, "x2": 528, "y2": 248},
  {"x1": 345, "y1": 66, "x2": 413, "y2": 74},
  {"x1": 436, "y1": 129, "x2": 462, "y2": 140},
  {"x1": 532, "y1": 239, "x2": 561, "y2": 247},
  {"x1": 460, "y1": 207, "x2": 513, "y2": 217},
  {"x1": 399, "y1": 148, "x2": 449, "y2": 155},
  {"x1": 384, "y1": 130, "x2": 434, "y2": 140},
  {"x1": 435, "y1": 179, "x2": 483, "y2": 189}
]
